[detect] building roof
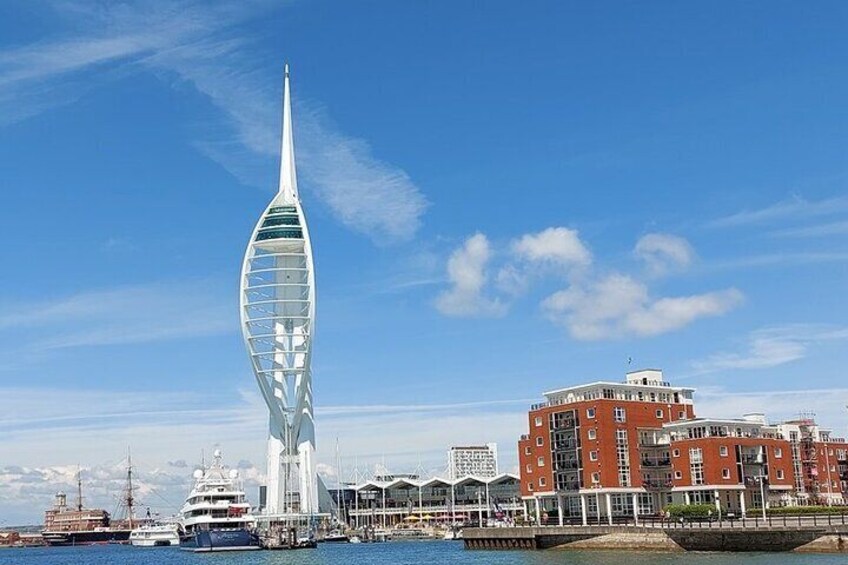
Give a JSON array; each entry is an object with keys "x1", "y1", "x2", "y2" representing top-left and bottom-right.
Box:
[{"x1": 352, "y1": 472, "x2": 519, "y2": 492}]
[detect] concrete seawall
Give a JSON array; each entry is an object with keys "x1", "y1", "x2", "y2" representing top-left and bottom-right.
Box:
[{"x1": 463, "y1": 525, "x2": 848, "y2": 553}]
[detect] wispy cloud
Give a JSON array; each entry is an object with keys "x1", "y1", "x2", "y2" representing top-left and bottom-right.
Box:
[
  {"x1": 706, "y1": 251, "x2": 848, "y2": 271},
  {"x1": 0, "y1": 387, "x2": 528, "y2": 522},
  {"x1": 770, "y1": 220, "x2": 848, "y2": 239},
  {"x1": 709, "y1": 195, "x2": 848, "y2": 228},
  {"x1": 691, "y1": 324, "x2": 848, "y2": 374},
  {"x1": 0, "y1": 0, "x2": 427, "y2": 242},
  {"x1": 0, "y1": 279, "x2": 234, "y2": 351},
  {"x1": 696, "y1": 387, "x2": 848, "y2": 434}
]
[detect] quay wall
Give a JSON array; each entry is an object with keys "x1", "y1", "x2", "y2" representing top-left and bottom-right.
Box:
[{"x1": 463, "y1": 526, "x2": 848, "y2": 553}]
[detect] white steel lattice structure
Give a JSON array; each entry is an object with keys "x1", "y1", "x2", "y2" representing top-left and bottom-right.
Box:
[{"x1": 240, "y1": 65, "x2": 317, "y2": 515}]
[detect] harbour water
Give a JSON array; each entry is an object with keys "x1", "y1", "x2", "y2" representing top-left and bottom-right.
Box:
[{"x1": 1, "y1": 542, "x2": 846, "y2": 565}]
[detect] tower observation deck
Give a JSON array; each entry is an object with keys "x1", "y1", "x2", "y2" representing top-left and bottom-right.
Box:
[{"x1": 240, "y1": 65, "x2": 317, "y2": 515}]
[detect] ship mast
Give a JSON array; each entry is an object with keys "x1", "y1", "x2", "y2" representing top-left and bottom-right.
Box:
[
  {"x1": 125, "y1": 449, "x2": 135, "y2": 529},
  {"x1": 77, "y1": 465, "x2": 83, "y2": 512}
]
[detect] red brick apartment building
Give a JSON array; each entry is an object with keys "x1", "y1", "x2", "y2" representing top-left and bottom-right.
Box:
[{"x1": 517, "y1": 369, "x2": 843, "y2": 525}]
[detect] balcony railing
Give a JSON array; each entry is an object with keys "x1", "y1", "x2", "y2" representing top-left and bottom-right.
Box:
[
  {"x1": 555, "y1": 461, "x2": 579, "y2": 470},
  {"x1": 641, "y1": 458, "x2": 672, "y2": 468},
  {"x1": 553, "y1": 442, "x2": 579, "y2": 450},
  {"x1": 556, "y1": 482, "x2": 581, "y2": 491},
  {"x1": 553, "y1": 420, "x2": 577, "y2": 430},
  {"x1": 642, "y1": 480, "x2": 674, "y2": 490}
]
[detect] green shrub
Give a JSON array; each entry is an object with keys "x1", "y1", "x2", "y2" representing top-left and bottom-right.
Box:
[
  {"x1": 663, "y1": 503, "x2": 716, "y2": 518},
  {"x1": 764, "y1": 506, "x2": 848, "y2": 516}
]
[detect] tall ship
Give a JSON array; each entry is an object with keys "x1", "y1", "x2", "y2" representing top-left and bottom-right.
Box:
[
  {"x1": 178, "y1": 450, "x2": 261, "y2": 552},
  {"x1": 42, "y1": 463, "x2": 137, "y2": 546}
]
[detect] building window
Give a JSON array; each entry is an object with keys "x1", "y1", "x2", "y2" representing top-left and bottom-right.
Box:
[
  {"x1": 656, "y1": 409, "x2": 664, "y2": 419},
  {"x1": 539, "y1": 477, "x2": 546, "y2": 487},
  {"x1": 678, "y1": 411, "x2": 686, "y2": 419},
  {"x1": 673, "y1": 449, "x2": 680, "y2": 458},
  {"x1": 537, "y1": 457, "x2": 545, "y2": 467},
  {"x1": 720, "y1": 445, "x2": 728, "y2": 457},
  {"x1": 589, "y1": 450, "x2": 598, "y2": 461},
  {"x1": 777, "y1": 469, "x2": 784, "y2": 480},
  {"x1": 586, "y1": 408, "x2": 596, "y2": 419},
  {"x1": 528, "y1": 482, "x2": 534, "y2": 492},
  {"x1": 525, "y1": 464, "x2": 532, "y2": 474},
  {"x1": 674, "y1": 471, "x2": 682, "y2": 480},
  {"x1": 689, "y1": 448, "x2": 704, "y2": 486},
  {"x1": 591, "y1": 472, "x2": 600, "y2": 484},
  {"x1": 616, "y1": 429, "x2": 631, "y2": 487},
  {"x1": 587, "y1": 429, "x2": 597, "y2": 440},
  {"x1": 524, "y1": 446, "x2": 531, "y2": 455},
  {"x1": 722, "y1": 468, "x2": 731, "y2": 479},
  {"x1": 534, "y1": 416, "x2": 543, "y2": 427},
  {"x1": 614, "y1": 407, "x2": 626, "y2": 423},
  {"x1": 774, "y1": 447, "x2": 782, "y2": 459},
  {"x1": 536, "y1": 436, "x2": 543, "y2": 447}
]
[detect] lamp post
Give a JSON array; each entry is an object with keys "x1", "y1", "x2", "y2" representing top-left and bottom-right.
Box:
[
  {"x1": 757, "y1": 475, "x2": 767, "y2": 521},
  {"x1": 591, "y1": 483, "x2": 601, "y2": 525}
]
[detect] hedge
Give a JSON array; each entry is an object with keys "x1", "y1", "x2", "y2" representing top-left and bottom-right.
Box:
[
  {"x1": 763, "y1": 506, "x2": 848, "y2": 516},
  {"x1": 663, "y1": 504, "x2": 716, "y2": 518}
]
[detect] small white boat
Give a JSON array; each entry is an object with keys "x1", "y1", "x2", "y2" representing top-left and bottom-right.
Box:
[
  {"x1": 443, "y1": 528, "x2": 463, "y2": 540},
  {"x1": 349, "y1": 535, "x2": 362, "y2": 544},
  {"x1": 129, "y1": 523, "x2": 180, "y2": 547}
]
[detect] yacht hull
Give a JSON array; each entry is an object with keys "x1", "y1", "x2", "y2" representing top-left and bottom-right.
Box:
[{"x1": 179, "y1": 529, "x2": 261, "y2": 552}]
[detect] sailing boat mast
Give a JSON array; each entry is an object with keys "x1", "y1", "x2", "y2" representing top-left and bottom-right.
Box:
[{"x1": 335, "y1": 438, "x2": 345, "y2": 526}]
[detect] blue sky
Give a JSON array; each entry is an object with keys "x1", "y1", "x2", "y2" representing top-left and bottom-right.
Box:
[{"x1": 2, "y1": 1, "x2": 848, "y2": 524}]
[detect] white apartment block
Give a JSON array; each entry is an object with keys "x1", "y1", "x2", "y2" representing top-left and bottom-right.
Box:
[{"x1": 448, "y1": 443, "x2": 499, "y2": 479}]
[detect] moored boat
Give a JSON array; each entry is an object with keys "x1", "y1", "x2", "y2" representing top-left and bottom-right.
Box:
[
  {"x1": 129, "y1": 523, "x2": 180, "y2": 547},
  {"x1": 178, "y1": 450, "x2": 261, "y2": 552}
]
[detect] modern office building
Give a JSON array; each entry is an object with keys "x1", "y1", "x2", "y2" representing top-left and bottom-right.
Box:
[
  {"x1": 240, "y1": 66, "x2": 318, "y2": 515},
  {"x1": 517, "y1": 369, "x2": 804, "y2": 525},
  {"x1": 448, "y1": 444, "x2": 499, "y2": 479}
]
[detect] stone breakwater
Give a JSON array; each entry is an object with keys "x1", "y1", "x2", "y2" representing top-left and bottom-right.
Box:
[{"x1": 463, "y1": 525, "x2": 848, "y2": 553}]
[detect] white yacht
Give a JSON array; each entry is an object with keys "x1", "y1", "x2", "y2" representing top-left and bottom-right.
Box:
[
  {"x1": 178, "y1": 450, "x2": 260, "y2": 552},
  {"x1": 129, "y1": 523, "x2": 180, "y2": 547}
]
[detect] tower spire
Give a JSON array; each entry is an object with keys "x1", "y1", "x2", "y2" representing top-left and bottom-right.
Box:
[{"x1": 278, "y1": 63, "x2": 298, "y2": 203}]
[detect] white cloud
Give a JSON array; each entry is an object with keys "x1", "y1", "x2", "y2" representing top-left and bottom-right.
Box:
[
  {"x1": 0, "y1": 1, "x2": 427, "y2": 243},
  {"x1": 634, "y1": 233, "x2": 694, "y2": 275},
  {"x1": 710, "y1": 195, "x2": 848, "y2": 228},
  {"x1": 435, "y1": 233, "x2": 507, "y2": 318},
  {"x1": 511, "y1": 227, "x2": 592, "y2": 267},
  {"x1": 493, "y1": 227, "x2": 591, "y2": 297},
  {"x1": 691, "y1": 324, "x2": 848, "y2": 374},
  {"x1": 542, "y1": 273, "x2": 743, "y2": 340}
]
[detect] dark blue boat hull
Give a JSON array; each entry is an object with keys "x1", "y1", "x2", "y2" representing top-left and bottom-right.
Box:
[{"x1": 180, "y1": 529, "x2": 261, "y2": 552}]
